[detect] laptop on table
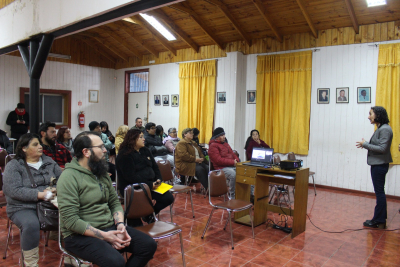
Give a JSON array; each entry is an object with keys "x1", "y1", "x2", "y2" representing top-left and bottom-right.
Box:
[{"x1": 242, "y1": 147, "x2": 274, "y2": 167}]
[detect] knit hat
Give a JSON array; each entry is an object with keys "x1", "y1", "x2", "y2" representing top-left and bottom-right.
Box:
[
  {"x1": 17, "y1": 103, "x2": 25, "y2": 109},
  {"x1": 181, "y1": 128, "x2": 193, "y2": 138},
  {"x1": 212, "y1": 127, "x2": 225, "y2": 139},
  {"x1": 89, "y1": 121, "x2": 100, "y2": 131}
]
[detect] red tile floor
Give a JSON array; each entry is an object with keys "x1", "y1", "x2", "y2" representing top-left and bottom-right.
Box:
[{"x1": 0, "y1": 185, "x2": 400, "y2": 267}]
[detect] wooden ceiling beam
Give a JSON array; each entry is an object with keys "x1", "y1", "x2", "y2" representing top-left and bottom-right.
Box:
[
  {"x1": 344, "y1": 0, "x2": 359, "y2": 34},
  {"x1": 97, "y1": 26, "x2": 143, "y2": 59},
  {"x1": 148, "y1": 9, "x2": 199, "y2": 52},
  {"x1": 80, "y1": 31, "x2": 129, "y2": 61},
  {"x1": 114, "y1": 21, "x2": 159, "y2": 58},
  {"x1": 170, "y1": 3, "x2": 224, "y2": 50},
  {"x1": 295, "y1": 0, "x2": 318, "y2": 38},
  {"x1": 252, "y1": 0, "x2": 282, "y2": 43},
  {"x1": 74, "y1": 36, "x2": 117, "y2": 63},
  {"x1": 204, "y1": 0, "x2": 252, "y2": 46},
  {"x1": 130, "y1": 15, "x2": 177, "y2": 56}
]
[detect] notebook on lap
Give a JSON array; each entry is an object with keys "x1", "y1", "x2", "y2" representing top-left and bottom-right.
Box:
[{"x1": 242, "y1": 147, "x2": 274, "y2": 167}]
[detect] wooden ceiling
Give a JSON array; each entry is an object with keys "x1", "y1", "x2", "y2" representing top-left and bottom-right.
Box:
[{"x1": 6, "y1": 0, "x2": 400, "y2": 68}]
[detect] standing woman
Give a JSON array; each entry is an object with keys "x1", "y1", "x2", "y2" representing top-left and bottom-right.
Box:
[
  {"x1": 3, "y1": 133, "x2": 61, "y2": 266},
  {"x1": 244, "y1": 129, "x2": 270, "y2": 161},
  {"x1": 56, "y1": 126, "x2": 74, "y2": 156},
  {"x1": 356, "y1": 106, "x2": 393, "y2": 228}
]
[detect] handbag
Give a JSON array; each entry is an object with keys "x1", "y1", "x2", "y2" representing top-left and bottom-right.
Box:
[{"x1": 24, "y1": 161, "x2": 59, "y2": 231}]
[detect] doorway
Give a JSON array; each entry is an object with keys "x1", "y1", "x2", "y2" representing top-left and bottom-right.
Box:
[{"x1": 124, "y1": 69, "x2": 149, "y2": 127}]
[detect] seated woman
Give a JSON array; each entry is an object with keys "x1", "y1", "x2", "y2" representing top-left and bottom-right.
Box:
[
  {"x1": 116, "y1": 129, "x2": 174, "y2": 225},
  {"x1": 156, "y1": 125, "x2": 167, "y2": 141},
  {"x1": 244, "y1": 129, "x2": 270, "y2": 161},
  {"x1": 114, "y1": 125, "x2": 128, "y2": 155},
  {"x1": 163, "y1": 127, "x2": 180, "y2": 153},
  {"x1": 56, "y1": 126, "x2": 74, "y2": 156},
  {"x1": 175, "y1": 128, "x2": 209, "y2": 189},
  {"x1": 3, "y1": 133, "x2": 61, "y2": 266}
]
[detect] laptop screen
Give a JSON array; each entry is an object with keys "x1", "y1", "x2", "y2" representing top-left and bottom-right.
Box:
[{"x1": 251, "y1": 147, "x2": 274, "y2": 164}]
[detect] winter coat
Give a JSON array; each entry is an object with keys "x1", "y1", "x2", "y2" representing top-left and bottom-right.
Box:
[
  {"x1": 6, "y1": 110, "x2": 29, "y2": 134},
  {"x1": 114, "y1": 135, "x2": 124, "y2": 155},
  {"x1": 0, "y1": 130, "x2": 13, "y2": 154},
  {"x1": 208, "y1": 139, "x2": 239, "y2": 170},
  {"x1": 175, "y1": 139, "x2": 204, "y2": 176},
  {"x1": 144, "y1": 132, "x2": 168, "y2": 156},
  {"x1": 163, "y1": 136, "x2": 180, "y2": 153}
]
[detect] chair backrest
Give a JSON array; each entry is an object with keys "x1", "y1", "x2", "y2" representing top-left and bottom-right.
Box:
[
  {"x1": 0, "y1": 149, "x2": 8, "y2": 172},
  {"x1": 124, "y1": 183, "x2": 154, "y2": 220},
  {"x1": 208, "y1": 160, "x2": 214, "y2": 173},
  {"x1": 5, "y1": 154, "x2": 15, "y2": 165},
  {"x1": 233, "y1": 150, "x2": 240, "y2": 161},
  {"x1": 208, "y1": 170, "x2": 227, "y2": 198},
  {"x1": 157, "y1": 160, "x2": 173, "y2": 182},
  {"x1": 273, "y1": 154, "x2": 281, "y2": 165},
  {"x1": 287, "y1": 152, "x2": 296, "y2": 160}
]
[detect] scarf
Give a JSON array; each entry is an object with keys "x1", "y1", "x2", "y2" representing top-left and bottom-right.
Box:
[{"x1": 15, "y1": 108, "x2": 26, "y2": 116}]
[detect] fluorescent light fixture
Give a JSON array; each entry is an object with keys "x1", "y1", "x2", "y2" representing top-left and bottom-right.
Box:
[
  {"x1": 367, "y1": 0, "x2": 386, "y2": 7},
  {"x1": 139, "y1": 13, "x2": 176, "y2": 41},
  {"x1": 48, "y1": 53, "x2": 71, "y2": 60}
]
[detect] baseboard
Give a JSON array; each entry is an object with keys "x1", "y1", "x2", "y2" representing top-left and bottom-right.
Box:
[{"x1": 308, "y1": 183, "x2": 400, "y2": 201}]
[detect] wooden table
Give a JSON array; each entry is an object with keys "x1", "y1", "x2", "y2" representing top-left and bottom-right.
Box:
[{"x1": 234, "y1": 162, "x2": 309, "y2": 238}]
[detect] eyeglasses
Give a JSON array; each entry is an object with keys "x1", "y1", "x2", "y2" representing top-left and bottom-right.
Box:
[
  {"x1": 89, "y1": 144, "x2": 106, "y2": 150},
  {"x1": 150, "y1": 127, "x2": 156, "y2": 130}
]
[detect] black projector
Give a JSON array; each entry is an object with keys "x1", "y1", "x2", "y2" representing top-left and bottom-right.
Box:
[{"x1": 280, "y1": 160, "x2": 303, "y2": 170}]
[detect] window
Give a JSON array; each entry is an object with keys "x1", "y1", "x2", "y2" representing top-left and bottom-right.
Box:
[
  {"x1": 129, "y1": 71, "x2": 149, "y2": 92},
  {"x1": 20, "y1": 87, "x2": 72, "y2": 128}
]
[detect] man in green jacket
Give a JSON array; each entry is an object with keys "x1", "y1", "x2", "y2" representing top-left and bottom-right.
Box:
[{"x1": 57, "y1": 131, "x2": 157, "y2": 267}]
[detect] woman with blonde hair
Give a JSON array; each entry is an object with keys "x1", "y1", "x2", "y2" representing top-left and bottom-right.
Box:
[{"x1": 115, "y1": 125, "x2": 129, "y2": 155}]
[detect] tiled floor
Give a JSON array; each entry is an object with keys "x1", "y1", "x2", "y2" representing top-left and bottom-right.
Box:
[{"x1": 1, "y1": 186, "x2": 400, "y2": 267}]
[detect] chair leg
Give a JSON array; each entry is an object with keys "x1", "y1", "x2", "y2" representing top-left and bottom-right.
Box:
[
  {"x1": 179, "y1": 232, "x2": 186, "y2": 267},
  {"x1": 58, "y1": 255, "x2": 64, "y2": 267},
  {"x1": 3, "y1": 219, "x2": 12, "y2": 259},
  {"x1": 20, "y1": 228, "x2": 24, "y2": 267},
  {"x1": 312, "y1": 175, "x2": 317, "y2": 196},
  {"x1": 45, "y1": 231, "x2": 50, "y2": 247},
  {"x1": 228, "y1": 211, "x2": 234, "y2": 249},
  {"x1": 201, "y1": 208, "x2": 215, "y2": 239},
  {"x1": 189, "y1": 190, "x2": 195, "y2": 218},
  {"x1": 204, "y1": 188, "x2": 209, "y2": 198},
  {"x1": 249, "y1": 207, "x2": 255, "y2": 239},
  {"x1": 223, "y1": 215, "x2": 229, "y2": 230}
]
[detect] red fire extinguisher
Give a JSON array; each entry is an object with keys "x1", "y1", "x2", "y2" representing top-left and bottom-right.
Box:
[{"x1": 78, "y1": 111, "x2": 85, "y2": 128}]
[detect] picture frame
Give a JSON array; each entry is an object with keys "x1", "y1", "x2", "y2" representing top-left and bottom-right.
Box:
[
  {"x1": 317, "y1": 88, "x2": 330, "y2": 104},
  {"x1": 171, "y1": 94, "x2": 179, "y2": 107},
  {"x1": 247, "y1": 90, "x2": 256, "y2": 104},
  {"x1": 89, "y1": 90, "x2": 99, "y2": 103},
  {"x1": 336, "y1": 87, "x2": 349, "y2": 103},
  {"x1": 154, "y1": 95, "x2": 161, "y2": 106},
  {"x1": 357, "y1": 87, "x2": 371, "y2": 103},
  {"x1": 162, "y1": 95, "x2": 169, "y2": 106},
  {"x1": 217, "y1": 92, "x2": 226, "y2": 103}
]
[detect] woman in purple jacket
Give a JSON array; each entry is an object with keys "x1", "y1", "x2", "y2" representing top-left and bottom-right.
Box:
[{"x1": 244, "y1": 129, "x2": 270, "y2": 161}]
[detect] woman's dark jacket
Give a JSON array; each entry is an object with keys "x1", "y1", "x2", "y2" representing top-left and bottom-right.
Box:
[
  {"x1": 0, "y1": 130, "x2": 13, "y2": 154},
  {"x1": 116, "y1": 146, "x2": 162, "y2": 193}
]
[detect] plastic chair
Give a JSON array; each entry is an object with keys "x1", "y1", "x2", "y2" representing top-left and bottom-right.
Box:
[
  {"x1": 124, "y1": 183, "x2": 186, "y2": 266},
  {"x1": 287, "y1": 152, "x2": 316, "y2": 196},
  {"x1": 58, "y1": 214, "x2": 93, "y2": 267},
  {"x1": 156, "y1": 160, "x2": 195, "y2": 222},
  {"x1": 201, "y1": 170, "x2": 254, "y2": 249}
]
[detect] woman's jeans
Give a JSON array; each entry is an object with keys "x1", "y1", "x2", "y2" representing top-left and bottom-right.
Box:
[
  {"x1": 370, "y1": 163, "x2": 389, "y2": 223},
  {"x1": 10, "y1": 209, "x2": 40, "y2": 250}
]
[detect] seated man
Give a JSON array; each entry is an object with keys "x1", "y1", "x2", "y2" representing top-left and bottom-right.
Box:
[
  {"x1": 144, "y1": 122, "x2": 173, "y2": 166},
  {"x1": 163, "y1": 127, "x2": 180, "y2": 153},
  {"x1": 131, "y1": 117, "x2": 145, "y2": 132},
  {"x1": 208, "y1": 127, "x2": 239, "y2": 199},
  {"x1": 57, "y1": 131, "x2": 157, "y2": 267},
  {"x1": 39, "y1": 121, "x2": 72, "y2": 169}
]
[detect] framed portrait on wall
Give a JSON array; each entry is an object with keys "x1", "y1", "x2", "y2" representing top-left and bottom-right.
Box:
[
  {"x1": 336, "y1": 87, "x2": 349, "y2": 103},
  {"x1": 171, "y1": 94, "x2": 179, "y2": 107},
  {"x1": 247, "y1": 90, "x2": 256, "y2": 104},
  {"x1": 357, "y1": 87, "x2": 371, "y2": 103},
  {"x1": 317, "y1": 88, "x2": 330, "y2": 104},
  {"x1": 217, "y1": 92, "x2": 226, "y2": 103},
  {"x1": 162, "y1": 95, "x2": 169, "y2": 106},
  {"x1": 89, "y1": 90, "x2": 99, "y2": 103},
  {"x1": 154, "y1": 95, "x2": 161, "y2": 106}
]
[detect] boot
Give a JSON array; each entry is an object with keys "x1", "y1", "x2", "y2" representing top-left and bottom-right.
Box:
[{"x1": 22, "y1": 247, "x2": 39, "y2": 267}]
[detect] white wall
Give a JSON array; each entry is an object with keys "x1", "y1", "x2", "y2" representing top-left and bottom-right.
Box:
[{"x1": 0, "y1": 55, "x2": 118, "y2": 138}]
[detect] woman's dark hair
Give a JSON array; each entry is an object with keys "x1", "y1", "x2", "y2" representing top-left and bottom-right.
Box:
[
  {"x1": 100, "y1": 121, "x2": 109, "y2": 132},
  {"x1": 156, "y1": 125, "x2": 164, "y2": 136},
  {"x1": 119, "y1": 129, "x2": 142, "y2": 155},
  {"x1": 145, "y1": 122, "x2": 156, "y2": 131},
  {"x1": 73, "y1": 131, "x2": 100, "y2": 159},
  {"x1": 193, "y1": 128, "x2": 200, "y2": 137},
  {"x1": 15, "y1": 133, "x2": 41, "y2": 160},
  {"x1": 371, "y1": 106, "x2": 390, "y2": 126},
  {"x1": 57, "y1": 126, "x2": 69, "y2": 143},
  {"x1": 244, "y1": 129, "x2": 260, "y2": 149}
]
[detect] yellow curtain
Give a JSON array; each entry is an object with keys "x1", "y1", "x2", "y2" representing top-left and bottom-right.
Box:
[
  {"x1": 256, "y1": 51, "x2": 312, "y2": 155},
  {"x1": 179, "y1": 60, "x2": 216, "y2": 143},
  {"x1": 376, "y1": 43, "x2": 400, "y2": 164}
]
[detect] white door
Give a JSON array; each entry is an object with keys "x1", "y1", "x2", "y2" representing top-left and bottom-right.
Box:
[{"x1": 128, "y1": 92, "x2": 148, "y2": 127}]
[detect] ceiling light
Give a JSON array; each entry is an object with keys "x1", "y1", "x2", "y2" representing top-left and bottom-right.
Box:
[
  {"x1": 367, "y1": 0, "x2": 386, "y2": 7},
  {"x1": 139, "y1": 13, "x2": 176, "y2": 41},
  {"x1": 48, "y1": 53, "x2": 71, "y2": 60}
]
